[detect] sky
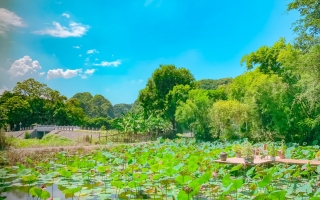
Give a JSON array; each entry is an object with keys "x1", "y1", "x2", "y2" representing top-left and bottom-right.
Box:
[{"x1": 0, "y1": 0, "x2": 299, "y2": 105}]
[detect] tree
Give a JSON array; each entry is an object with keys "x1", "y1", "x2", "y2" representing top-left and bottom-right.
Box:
[
  {"x1": 209, "y1": 100, "x2": 252, "y2": 139},
  {"x1": 1, "y1": 96, "x2": 31, "y2": 129},
  {"x1": 72, "y1": 93, "x2": 115, "y2": 119},
  {"x1": 138, "y1": 64, "x2": 195, "y2": 131},
  {"x1": 64, "y1": 99, "x2": 86, "y2": 125},
  {"x1": 287, "y1": 0, "x2": 320, "y2": 50},
  {"x1": 175, "y1": 89, "x2": 213, "y2": 140},
  {"x1": 196, "y1": 78, "x2": 233, "y2": 90},
  {"x1": 165, "y1": 84, "x2": 191, "y2": 131},
  {"x1": 240, "y1": 38, "x2": 290, "y2": 74}
]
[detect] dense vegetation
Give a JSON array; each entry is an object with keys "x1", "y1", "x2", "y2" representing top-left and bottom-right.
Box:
[
  {"x1": 1, "y1": 139, "x2": 319, "y2": 199},
  {"x1": 196, "y1": 78, "x2": 233, "y2": 90},
  {"x1": 0, "y1": 0, "x2": 319, "y2": 144}
]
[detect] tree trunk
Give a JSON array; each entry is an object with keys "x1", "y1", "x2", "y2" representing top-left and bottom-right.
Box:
[{"x1": 172, "y1": 117, "x2": 176, "y2": 133}]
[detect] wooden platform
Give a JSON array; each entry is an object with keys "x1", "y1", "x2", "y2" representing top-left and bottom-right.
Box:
[
  {"x1": 215, "y1": 157, "x2": 273, "y2": 165},
  {"x1": 215, "y1": 157, "x2": 320, "y2": 166},
  {"x1": 276, "y1": 158, "x2": 320, "y2": 166}
]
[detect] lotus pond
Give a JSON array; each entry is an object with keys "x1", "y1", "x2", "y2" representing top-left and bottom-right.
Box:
[{"x1": 0, "y1": 139, "x2": 320, "y2": 200}]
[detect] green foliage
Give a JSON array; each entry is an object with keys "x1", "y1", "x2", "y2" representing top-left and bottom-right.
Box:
[
  {"x1": 24, "y1": 131, "x2": 30, "y2": 139},
  {"x1": 0, "y1": 128, "x2": 13, "y2": 150},
  {"x1": 11, "y1": 134, "x2": 73, "y2": 148},
  {"x1": 209, "y1": 100, "x2": 252, "y2": 139},
  {"x1": 101, "y1": 125, "x2": 106, "y2": 131},
  {"x1": 176, "y1": 89, "x2": 214, "y2": 140},
  {"x1": 113, "y1": 103, "x2": 132, "y2": 118},
  {"x1": 1, "y1": 139, "x2": 320, "y2": 199},
  {"x1": 138, "y1": 64, "x2": 195, "y2": 130},
  {"x1": 196, "y1": 78, "x2": 233, "y2": 90},
  {"x1": 287, "y1": 0, "x2": 320, "y2": 50},
  {"x1": 72, "y1": 92, "x2": 114, "y2": 119}
]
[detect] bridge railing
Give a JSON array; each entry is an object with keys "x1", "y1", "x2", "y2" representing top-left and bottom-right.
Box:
[{"x1": 34, "y1": 125, "x2": 80, "y2": 131}]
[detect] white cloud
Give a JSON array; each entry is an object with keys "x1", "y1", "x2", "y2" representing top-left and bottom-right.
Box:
[
  {"x1": 46, "y1": 68, "x2": 82, "y2": 79},
  {"x1": 62, "y1": 13, "x2": 70, "y2": 18},
  {"x1": 84, "y1": 69, "x2": 96, "y2": 75},
  {"x1": 34, "y1": 21, "x2": 89, "y2": 38},
  {"x1": 0, "y1": 8, "x2": 26, "y2": 35},
  {"x1": 73, "y1": 46, "x2": 80, "y2": 49},
  {"x1": 0, "y1": 86, "x2": 8, "y2": 95},
  {"x1": 93, "y1": 60, "x2": 121, "y2": 67},
  {"x1": 87, "y1": 49, "x2": 99, "y2": 54},
  {"x1": 8, "y1": 56, "x2": 42, "y2": 78},
  {"x1": 39, "y1": 72, "x2": 45, "y2": 76}
]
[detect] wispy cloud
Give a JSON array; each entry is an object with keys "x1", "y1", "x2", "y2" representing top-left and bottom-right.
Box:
[
  {"x1": 34, "y1": 21, "x2": 89, "y2": 38},
  {"x1": 46, "y1": 68, "x2": 82, "y2": 79},
  {"x1": 0, "y1": 8, "x2": 26, "y2": 35},
  {"x1": 87, "y1": 49, "x2": 99, "y2": 54},
  {"x1": 62, "y1": 13, "x2": 70, "y2": 18},
  {"x1": 73, "y1": 45, "x2": 80, "y2": 49},
  {"x1": 84, "y1": 69, "x2": 96, "y2": 75},
  {"x1": 93, "y1": 60, "x2": 121, "y2": 67}
]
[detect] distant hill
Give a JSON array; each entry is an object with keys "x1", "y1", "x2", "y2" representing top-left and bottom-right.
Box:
[
  {"x1": 113, "y1": 103, "x2": 133, "y2": 118},
  {"x1": 196, "y1": 78, "x2": 233, "y2": 90},
  {"x1": 72, "y1": 92, "x2": 114, "y2": 119}
]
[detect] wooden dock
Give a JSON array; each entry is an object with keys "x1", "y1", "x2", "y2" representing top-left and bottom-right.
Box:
[{"x1": 215, "y1": 157, "x2": 320, "y2": 166}]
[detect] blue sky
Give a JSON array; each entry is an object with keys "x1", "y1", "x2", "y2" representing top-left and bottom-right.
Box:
[{"x1": 0, "y1": 0, "x2": 298, "y2": 104}]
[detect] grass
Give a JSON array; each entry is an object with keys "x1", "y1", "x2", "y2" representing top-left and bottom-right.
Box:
[{"x1": 11, "y1": 134, "x2": 75, "y2": 148}]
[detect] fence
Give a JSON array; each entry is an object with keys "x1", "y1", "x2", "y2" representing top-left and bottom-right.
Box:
[{"x1": 84, "y1": 131, "x2": 176, "y2": 144}]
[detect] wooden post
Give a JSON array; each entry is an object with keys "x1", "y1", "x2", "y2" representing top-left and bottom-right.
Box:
[
  {"x1": 99, "y1": 133, "x2": 100, "y2": 143},
  {"x1": 106, "y1": 131, "x2": 107, "y2": 143}
]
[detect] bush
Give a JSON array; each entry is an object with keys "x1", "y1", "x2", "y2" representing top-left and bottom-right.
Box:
[
  {"x1": 24, "y1": 131, "x2": 31, "y2": 139},
  {"x1": 0, "y1": 128, "x2": 13, "y2": 150},
  {"x1": 101, "y1": 125, "x2": 106, "y2": 131}
]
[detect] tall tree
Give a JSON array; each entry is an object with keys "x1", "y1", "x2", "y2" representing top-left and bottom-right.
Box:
[{"x1": 138, "y1": 65, "x2": 195, "y2": 131}]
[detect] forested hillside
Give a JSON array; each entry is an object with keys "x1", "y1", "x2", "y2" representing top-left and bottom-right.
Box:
[
  {"x1": 71, "y1": 92, "x2": 114, "y2": 119},
  {"x1": 113, "y1": 103, "x2": 132, "y2": 118}
]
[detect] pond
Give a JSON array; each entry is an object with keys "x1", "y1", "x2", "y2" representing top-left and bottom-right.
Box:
[{"x1": 0, "y1": 139, "x2": 319, "y2": 199}]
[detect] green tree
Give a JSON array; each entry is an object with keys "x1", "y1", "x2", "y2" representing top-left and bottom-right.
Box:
[
  {"x1": 138, "y1": 64, "x2": 195, "y2": 131},
  {"x1": 287, "y1": 0, "x2": 320, "y2": 50},
  {"x1": 196, "y1": 78, "x2": 233, "y2": 90},
  {"x1": 1, "y1": 96, "x2": 31, "y2": 130},
  {"x1": 209, "y1": 100, "x2": 252, "y2": 139},
  {"x1": 175, "y1": 89, "x2": 213, "y2": 140}
]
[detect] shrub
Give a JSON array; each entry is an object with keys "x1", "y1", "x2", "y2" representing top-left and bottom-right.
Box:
[
  {"x1": 101, "y1": 125, "x2": 106, "y2": 131},
  {"x1": 24, "y1": 131, "x2": 31, "y2": 139},
  {"x1": 0, "y1": 128, "x2": 13, "y2": 150}
]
